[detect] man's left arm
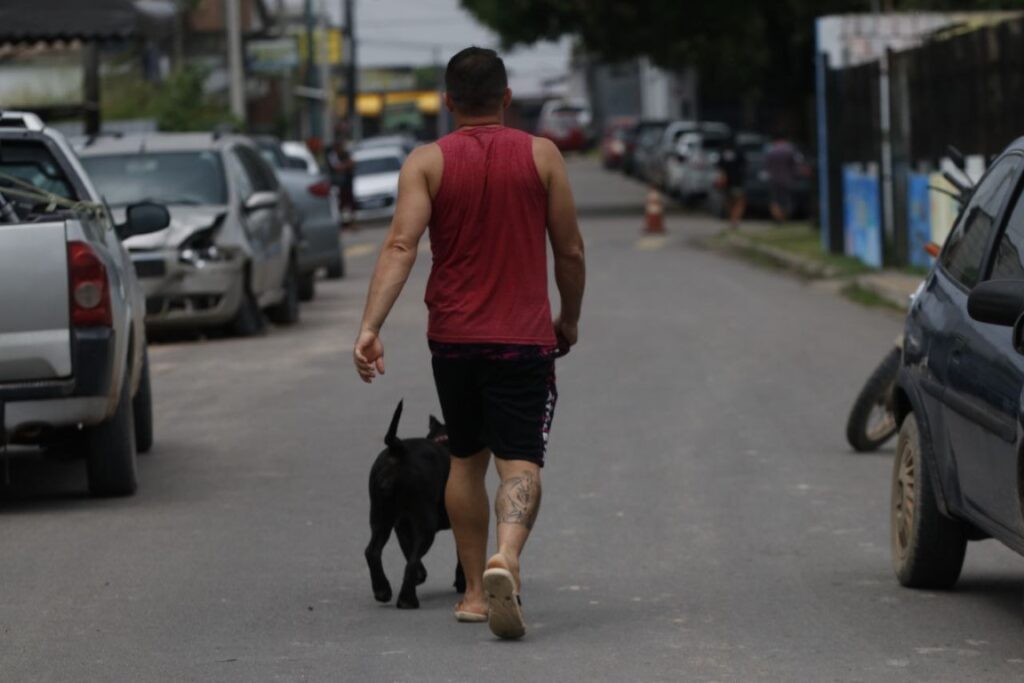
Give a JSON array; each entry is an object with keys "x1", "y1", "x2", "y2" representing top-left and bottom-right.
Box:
[{"x1": 353, "y1": 146, "x2": 434, "y2": 383}]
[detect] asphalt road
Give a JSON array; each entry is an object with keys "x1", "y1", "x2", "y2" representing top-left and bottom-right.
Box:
[{"x1": 2, "y1": 158, "x2": 1023, "y2": 682}]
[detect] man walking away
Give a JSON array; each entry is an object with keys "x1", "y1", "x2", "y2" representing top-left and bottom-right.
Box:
[
  {"x1": 717, "y1": 136, "x2": 747, "y2": 229},
  {"x1": 352, "y1": 46, "x2": 586, "y2": 640},
  {"x1": 764, "y1": 133, "x2": 799, "y2": 224}
]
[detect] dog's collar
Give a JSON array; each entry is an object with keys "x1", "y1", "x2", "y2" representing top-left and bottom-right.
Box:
[{"x1": 433, "y1": 434, "x2": 449, "y2": 445}]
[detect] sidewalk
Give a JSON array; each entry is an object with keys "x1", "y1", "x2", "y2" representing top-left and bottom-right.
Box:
[{"x1": 705, "y1": 222, "x2": 921, "y2": 310}]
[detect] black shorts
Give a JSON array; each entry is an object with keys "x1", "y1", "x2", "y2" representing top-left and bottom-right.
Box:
[{"x1": 432, "y1": 356, "x2": 557, "y2": 467}]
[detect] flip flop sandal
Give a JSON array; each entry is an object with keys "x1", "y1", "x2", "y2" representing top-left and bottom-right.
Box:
[
  {"x1": 453, "y1": 604, "x2": 488, "y2": 623},
  {"x1": 483, "y1": 567, "x2": 526, "y2": 639}
]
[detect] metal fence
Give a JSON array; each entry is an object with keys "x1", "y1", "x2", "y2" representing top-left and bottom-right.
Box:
[{"x1": 820, "y1": 16, "x2": 1024, "y2": 267}]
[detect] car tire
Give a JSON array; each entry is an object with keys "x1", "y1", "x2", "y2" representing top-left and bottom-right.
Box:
[
  {"x1": 325, "y1": 252, "x2": 345, "y2": 280},
  {"x1": 846, "y1": 346, "x2": 900, "y2": 452},
  {"x1": 85, "y1": 369, "x2": 138, "y2": 497},
  {"x1": 229, "y1": 282, "x2": 265, "y2": 338},
  {"x1": 298, "y1": 271, "x2": 316, "y2": 302},
  {"x1": 891, "y1": 413, "x2": 967, "y2": 589},
  {"x1": 133, "y1": 349, "x2": 154, "y2": 454},
  {"x1": 268, "y1": 261, "x2": 300, "y2": 326}
]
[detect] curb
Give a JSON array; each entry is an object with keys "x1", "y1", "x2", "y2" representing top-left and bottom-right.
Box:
[
  {"x1": 709, "y1": 231, "x2": 917, "y2": 311},
  {"x1": 718, "y1": 232, "x2": 842, "y2": 279},
  {"x1": 851, "y1": 276, "x2": 917, "y2": 310}
]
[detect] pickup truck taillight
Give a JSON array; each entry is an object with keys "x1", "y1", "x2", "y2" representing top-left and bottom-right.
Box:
[{"x1": 68, "y1": 241, "x2": 112, "y2": 327}]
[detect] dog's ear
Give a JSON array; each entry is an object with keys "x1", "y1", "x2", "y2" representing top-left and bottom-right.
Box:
[{"x1": 428, "y1": 415, "x2": 446, "y2": 439}]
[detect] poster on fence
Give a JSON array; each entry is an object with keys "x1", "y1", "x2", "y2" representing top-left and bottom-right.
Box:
[{"x1": 843, "y1": 165, "x2": 882, "y2": 269}]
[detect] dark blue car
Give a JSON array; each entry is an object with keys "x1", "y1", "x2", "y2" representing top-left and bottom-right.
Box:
[{"x1": 893, "y1": 141, "x2": 1024, "y2": 589}]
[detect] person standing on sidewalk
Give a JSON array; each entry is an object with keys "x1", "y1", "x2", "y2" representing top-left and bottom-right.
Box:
[
  {"x1": 764, "y1": 132, "x2": 799, "y2": 224},
  {"x1": 717, "y1": 136, "x2": 747, "y2": 229},
  {"x1": 352, "y1": 46, "x2": 586, "y2": 640}
]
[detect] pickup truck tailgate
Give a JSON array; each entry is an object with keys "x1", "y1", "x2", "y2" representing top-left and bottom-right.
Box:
[{"x1": 0, "y1": 221, "x2": 71, "y2": 382}]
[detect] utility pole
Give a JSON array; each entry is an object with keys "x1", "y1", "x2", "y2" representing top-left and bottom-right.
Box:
[
  {"x1": 318, "y1": 0, "x2": 333, "y2": 144},
  {"x1": 304, "y1": 0, "x2": 321, "y2": 140},
  {"x1": 225, "y1": 0, "x2": 246, "y2": 124},
  {"x1": 433, "y1": 45, "x2": 446, "y2": 139},
  {"x1": 343, "y1": 0, "x2": 359, "y2": 140}
]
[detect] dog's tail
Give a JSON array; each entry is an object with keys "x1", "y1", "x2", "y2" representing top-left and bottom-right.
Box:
[{"x1": 384, "y1": 400, "x2": 404, "y2": 456}]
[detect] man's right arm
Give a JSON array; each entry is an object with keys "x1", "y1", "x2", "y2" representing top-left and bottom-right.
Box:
[{"x1": 535, "y1": 138, "x2": 585, "y2": 346}]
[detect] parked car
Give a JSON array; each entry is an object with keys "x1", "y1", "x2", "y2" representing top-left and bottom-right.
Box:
[
  {"x1": 600, "y1": 116, "x2": 636, "y2": 169},
  {"x1": 77, "y1": 132, "x2": 301, "y2": 336},
  {"x1": 281, "y1": 140, "x2": 321, "y2": 175},
  {"x1": 743, "y1": 139, "x2": 813, "y2": 218},
  {"x1": 621, "y1": 119, "x2": 668, "y2": 177},
  {"x1": 354, "y1": 134, "x2": 418, "y2": 156},
  {"x1": 537, "y1": 98, "x2": 594, "y2": 152},
  {"x1": 664, "y1": 123, "x2": 732, "y2": 202},
  {"x1": 705, "y1": 132, "x2": 768, "y2": 217},
  {"x1": 891, "y1": 140, "x2": 1024, "y2": 593},
  {"x1": 0, "y1": 111, "x2": 170, "y2": 496},
  {"x1": 352, "y1": 146, "x2": 405, "y2": 222},
  {"x1": 630, "y1": 120, "x2": 671, "y2": 182},
  {"x1": 253, "y1": 135, "x2": 346, "y2": 298}
]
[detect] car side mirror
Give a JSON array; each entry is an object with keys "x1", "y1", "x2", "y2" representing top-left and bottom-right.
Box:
[
  {"x1": 244, "y1": 191, "x2": 279, "y2": 212},
  {"x1": 119, "y1": 201, "x2": 170, "y2": 237},
  {"x1": 967, "y1": 279, "x2": 1024, "y2": 327}
]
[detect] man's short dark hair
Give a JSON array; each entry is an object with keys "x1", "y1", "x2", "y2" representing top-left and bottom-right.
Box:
[{"x1": 445, "y1": 47, "x2": 508, "y2": 116}]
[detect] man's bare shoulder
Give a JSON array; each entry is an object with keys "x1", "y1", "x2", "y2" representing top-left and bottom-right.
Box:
[
  {"x1": 405, "y1": 142, "x2": 443, "y2": 171},
  {"x1": 530, "y1": 136, "x2": 564, "y2": 188}
]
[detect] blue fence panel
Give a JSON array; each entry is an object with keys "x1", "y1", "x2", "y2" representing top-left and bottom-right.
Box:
[
  {"x1": 907, "y1": 173, "x2": 932, "y2": 268},
  {"x1": 843, "y1": 166, "x2": 882, "y2": 268}
]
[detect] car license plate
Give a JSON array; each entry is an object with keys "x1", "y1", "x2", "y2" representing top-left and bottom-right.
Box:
[{"x1": 132, "y1": 258, "x2": 166, "y2": 278}]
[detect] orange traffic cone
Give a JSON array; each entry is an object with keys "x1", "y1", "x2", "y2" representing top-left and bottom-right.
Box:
[{"x1": 644, "y1": 186, "x2": 665, "y2": 234}]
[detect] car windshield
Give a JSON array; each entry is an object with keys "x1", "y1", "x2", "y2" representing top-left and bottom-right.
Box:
[
  {"x1": 256, "y1": 142, "x2": 288, "y2": 170},
  {"x1": 355, "y1": 157, "x2": 402, "y2": 176},
  {"x1": 0, "y1": 140, "x2": 76, "y2": 201},
  {"x1": 81, "y1": 151, "x2": 227, "y2": 206}
]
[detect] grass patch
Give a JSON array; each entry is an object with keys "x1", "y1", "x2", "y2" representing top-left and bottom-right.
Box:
[
  {"x1": 740, "y1": 223, "x2": 872, "y2": 277},
  {"x1": 840, "y1": 282, "x2": 904, "y2": 311}
]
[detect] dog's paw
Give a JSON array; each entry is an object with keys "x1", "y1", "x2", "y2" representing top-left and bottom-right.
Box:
[
  {"x1": 416, "y1": 565, "x2": 428, "y2": 586},
  {"x1": 396, "y1": 593, "x2": 420, "y2": 609},
  {"x1": 373, "y1": 586, "x2": 393, "y2": 603}
]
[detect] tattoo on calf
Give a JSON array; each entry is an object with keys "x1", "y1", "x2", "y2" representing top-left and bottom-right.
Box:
[{"x1": 496, "y1": 471, "x2": 541, "y2": 530}]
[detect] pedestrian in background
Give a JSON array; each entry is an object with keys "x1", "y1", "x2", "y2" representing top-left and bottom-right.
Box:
[
  {"x1": 716, "y1": 136, "x2": 747, "y2": 229},
  {"x1": 327, "y1": 133, "x2": 356, "y2": 229},
  {"x1": 353, "y1": 46, "x2": 586, "y2": 640},
  {"x1": 764, "y1": 132, "x2": 799, "y2": 224}
]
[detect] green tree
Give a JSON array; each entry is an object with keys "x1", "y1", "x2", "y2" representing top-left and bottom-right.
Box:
[{"x1": 460, "y1": 0, "x2": 1024, "y2": 134}]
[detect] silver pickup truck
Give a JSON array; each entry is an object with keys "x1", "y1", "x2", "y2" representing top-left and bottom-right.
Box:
[{"x1": 0, "y1": 111, "x2": 169, "y2": 496}]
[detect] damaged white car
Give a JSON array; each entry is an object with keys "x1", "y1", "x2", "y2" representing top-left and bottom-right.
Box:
[{"x1": 77, "y1": 132, "x2": 301, "y2": 336}]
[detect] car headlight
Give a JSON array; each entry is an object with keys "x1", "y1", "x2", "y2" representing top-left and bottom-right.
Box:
[{"x1": 178, "y1": 220, "x2": 230, "y2": 267}]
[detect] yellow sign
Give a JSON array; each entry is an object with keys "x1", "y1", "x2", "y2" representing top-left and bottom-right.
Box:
[{"x1": 292, "y1": 27, "x2": 343, "y2": 65}]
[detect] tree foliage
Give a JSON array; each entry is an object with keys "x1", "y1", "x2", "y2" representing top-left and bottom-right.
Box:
[{"x1": 460, "y1": 0, "x2": 1024, "y2": 127}]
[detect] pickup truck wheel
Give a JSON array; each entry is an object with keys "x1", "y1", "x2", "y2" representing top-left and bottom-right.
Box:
[
  {"x1": 325, "y1": 252, "x2": 345, "y2": 279},
  {"x1": 133, "y1": 349, "x2": 154, "y2": 454},
  {"x1": 85, "y1": 370, "x2": 138, "y2": 497},
  {"x1": 298, "y1": 271, "x2": 316, "y2": 302},
  {"x1": 268, "y1": 262, "x2": 300, "y2": 326},
  {"x1": 229, "y1": 284, "x2": 265, "y2": 337},
  {"x1": 890, "y1": 413, "x2": 967, "y2": 589}
]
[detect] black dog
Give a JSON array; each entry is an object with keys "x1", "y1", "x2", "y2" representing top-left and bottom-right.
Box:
[{"x1": 365, "y1": 401, "x2": 465, "y2": 609}]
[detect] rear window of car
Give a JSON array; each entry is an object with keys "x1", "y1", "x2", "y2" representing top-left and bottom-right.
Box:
[
  {"x1": 355, "y1": 157, "x2": 402, "y2": 176},
  {"x1": 0, "y1": 140, "x2": 76, "y2": 201},
  {"x1": 81, "y1": 151, "x2": 227, "y2": 206}
]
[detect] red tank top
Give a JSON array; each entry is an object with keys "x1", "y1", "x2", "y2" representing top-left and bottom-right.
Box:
[{"x1": 426, "y1": 126, "x2": 556, "y2": 346}]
